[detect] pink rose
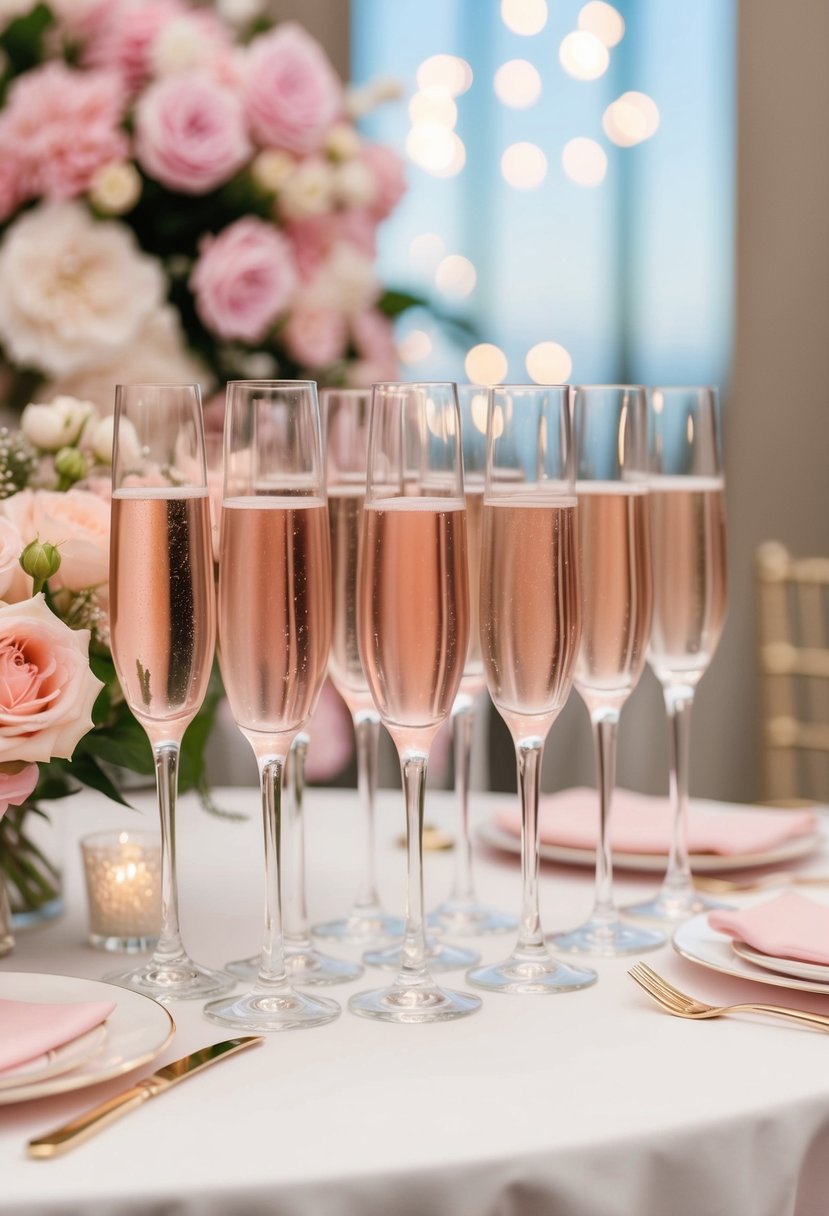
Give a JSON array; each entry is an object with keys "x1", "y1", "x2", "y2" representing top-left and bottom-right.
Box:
[
  {"x1": 3, "y1": 489, "x2": 110, "y2": 595},
  {"x1": 0, "y1": 516, "x2": 23, "y2": 600},
  {"x1": 135, "y1": 74, "x2": 251, "y2": 195},
  {"x1": 243, "y1": 23, "x2": 342, "y2": 154},
  {"x1": 0, "y1": 63, "x2": 127, "y2": 202},
  {"x1": 0, "y1": 763, "x2": 39, "y2": 821},
  {"x1": 282, "y1": 305, "x2": 348, "y2": 369},
  {"x1": 351, "y1": 310, "x2": 398, "y2": 379},
  {"x1": 289, "y1": 209, "x2": 377, "y2": 282},
  {"x1": 84, "y1": 0, "x2": 187, "y2": 93},
  {"x1": 0, "y1": 594, "x2": 103, "y2": 764},
  {"x1": 190, "y1": 217, "x2": 298, "y2": 343},
  {"x1": 361, "y1": 143, "x2": 407, "y2": 219}
]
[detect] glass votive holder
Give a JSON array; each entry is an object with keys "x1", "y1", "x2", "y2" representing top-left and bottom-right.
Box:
[{"x1": 80, "y1": 830, "x2": 162, "y2": 953}]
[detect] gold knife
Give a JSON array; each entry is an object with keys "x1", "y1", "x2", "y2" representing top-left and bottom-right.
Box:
[{"x1": 27, "y1": 1036, "x2": 264, "y2": 1159}]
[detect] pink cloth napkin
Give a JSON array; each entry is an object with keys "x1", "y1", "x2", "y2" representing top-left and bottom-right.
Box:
[
  {"x1": 709, "y1": 892, "x2": 829, "y2": 965},
  {"x1": 494, "y1": 787, "x2": 818, "y2": 856},
  {"x1": 0, "y1": 997, "x2": 115, "y2": 1074}
]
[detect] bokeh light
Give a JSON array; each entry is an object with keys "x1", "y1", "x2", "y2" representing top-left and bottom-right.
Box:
[
  {"x1": 406, "y1": 125, "x2": 466, "y2": 176},
  {"x1": 561, "y1": 137, "x2": 607, "y2": 187},
  {"x1": 603, "y1": 91, "x2": 660, "y2": 146},
  {"x1": 416, "y1": 54, "x2": 473, "y2": 97},
  {"x1": 577, "y1": 1, "x2": 624, "y2": 48},
  {"x1": 494, "y1": 59, "x2": 542, "y2": 109},
  {"x1": 409, "y1": 90, "x2": 458, "y2": 128},
  {"x1": 500, "y1": 0, "x2": 548, "y2": 36},
  {"x1": 398, "y1": 329, "x2": 433, "y2": 364},
  {"x1": 558, "y1": 30, "x2": 610, "y2": 80},
  {"x1": 501, "y1": 141, "x2": 547, "y2": 189},
  {"x1": 409, "y1": 232, "x2": 445, "y2": 269},
  {"x1": 465, "y1": 343, "x2": 508, "y2": 385},
  {"x1": 435, "y1": 254, "x2": 477, "y2": 297},
  {"x1": 525, "y1": 341, "x2": 573, "y2": 383}
]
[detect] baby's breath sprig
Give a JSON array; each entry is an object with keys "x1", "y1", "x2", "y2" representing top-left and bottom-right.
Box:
[{"x1": 0, "y1": 427, "x2": 36, "y2": 499}]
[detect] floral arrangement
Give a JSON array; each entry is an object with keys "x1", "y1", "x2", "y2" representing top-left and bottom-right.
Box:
[
  {"x1": 0, "y1": 0, "x2": 410, "y2": 418},
  {"x1": 0, "y1": 394, "x2": 222, "y2": 922}
]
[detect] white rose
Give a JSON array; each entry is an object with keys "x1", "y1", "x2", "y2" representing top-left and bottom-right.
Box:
[
  {"x1": 46, "y1": 306, "x2": 211, "y2": 415},
  {"x1": 278, "y1": 159, "x2": 335, "y2": 221},
  {"x1": 216, "y1": 0, "x2": 266, "y2": 25},
  {"x1": 87, "y1": 414, "x2": 140, "y2": 467},
  {"x1": 251, "y1": 149, "x2": 296, "y2": 194},
  {"x1": 20, "y1": 395, "x2": 98, "y2": 452},
  {"x1": 332, "y1": 160, "x2": 377, "y2": 208},
  {"x1": 0, "y1": 203, "x2": 165, "y2": 379},
  {"x1": 88, "y1": 162, "x2": 142, "y2": 216}
]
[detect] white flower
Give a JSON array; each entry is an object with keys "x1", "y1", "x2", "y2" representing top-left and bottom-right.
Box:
[
  {"x1": 87, "y1": 414, "x2": 140, "y2": 466},
  {"x1": 88, "y1": 162, "x2": 142, "y2": 216},
  {"x1": 251, "y1": 149, "x2": 296, "y2": 194},
  {"x1": 332, "y1": 160, "x2": 377, "y2": 208},
  {"x1": 0, "y1": 203, "x2": 165, "y2": 378},
  {"x1": 21, "y1": 395, "x2": 98, "y2": 452},
  {"x1": 345, "y1": 76, "x2": 404, "y2": 119},
  {"x1": 303, "y1": 243, "x2": 380, "y2": 318},
  {"x1": 151, "y1": 16, "x2": 222, "y2": 76},
  {"x1": 278, "y1": 158, "x2": 335, "y2": 221},
  {"x1": 325, "y1": 123, "x2": 361, "y2": 161},
  {"x1": 215, "y1": 0, "x2": 267, "y2": 26},
  {"x1": 47, "y1": 306, "x2": 212, "y2": 414}
]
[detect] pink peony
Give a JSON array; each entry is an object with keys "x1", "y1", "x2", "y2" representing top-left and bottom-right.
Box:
[
  {"x1": 84, "y1": 0, "x2": 188, "y2": 93},
  {"x1": 361, "y1": 142, "x2": 407, "y2": 220},
  {"x1": 282, "y1": 305, "x2": 348, "y2": 370},
  {"x1": 289, "y1": 209, "x2": 377, "y2": 282},
  {"x1": 0, "y1": 594, "x2": 103, "y2": 765},
  {"x1": 243, "y1": 23, "x2": 342, "y2": 154},
  {"x1": 0, "y1": 63, "x2": 127, "y2": 202},
  {"x1": 190, "y1": 217, "x2": 298, "y2": 343},
  {"x1": 135, "y1": 74, "x2": 251, "y2": 194},
  {"x1": 0, "y1": 763, "x2": 39, "y2": 822}
]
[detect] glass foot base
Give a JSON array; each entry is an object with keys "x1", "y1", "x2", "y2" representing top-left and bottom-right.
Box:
[
  {"x1": 311, "y1": 910, "x2": 405, "y2": 945},
  {"x1": 549, "y1": 915, "x2": 666, "y2": 957},
  {"x1": 624, "y1": 888, "x2": 731, "y2": 922},
  {"x1": 226, "y1": 948, "x2": 363, "y2": 986},
  {"x1": 348, "y1": 979, "x2": 481, "y2": 1023},
  {"x1": 466, "y1": 952, "x2": 597, "y2": 995},
  {"x1": 203, "y1": 983, "x2": 340, "y2": 1031},
  {"x1": 363, "y1": 936, "x2": 480, "y2": 972},
  {"x1": 106, "y1": 955, "x2": 234, "y2": 1003},
  {"x1": 429, "y1": 900, "x2": 519, "y2": 937}
]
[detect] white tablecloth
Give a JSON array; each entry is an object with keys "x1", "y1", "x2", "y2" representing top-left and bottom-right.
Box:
[{"x1": 3, "y1": 786, "x2": 829, "y2": 1216}]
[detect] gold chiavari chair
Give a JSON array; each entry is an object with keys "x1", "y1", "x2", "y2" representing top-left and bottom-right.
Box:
[{"x1": 755, "y1": 541, "x2": 829, "y2": 805}]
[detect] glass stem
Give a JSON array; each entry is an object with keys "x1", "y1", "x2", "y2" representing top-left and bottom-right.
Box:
[
  {"x1": 449, "y1": 695, "x2": 476, "y2": 906},
  {"x1": 152, "y1": 741, "x2": 185, "y2": 965},
  {"x1": 515, "y1": 738, "x2": 547, "y2": 958},
  {"x1": 283, "y1": 733, "x2": 310, "y2": 949},
  {"x1": 256, "y1": 755, "x2": 289, "y2": 989},
  {"x1": 352, "y1": 711, "x2": 382, "y2": 914},
  {"x1": 661, "y1": 686, "x2": 695, "y2": 900},
  {"x1": 590, "y1": 710, "x2": 620, "y2": 921},
  {"x1": 396, "y1": 751, "x2": 429, "y2": 987}
]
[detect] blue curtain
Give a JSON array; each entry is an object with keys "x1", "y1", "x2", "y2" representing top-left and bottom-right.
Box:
[{"x1": 352, "y1": 0, "x2": 736, "y2": 391}]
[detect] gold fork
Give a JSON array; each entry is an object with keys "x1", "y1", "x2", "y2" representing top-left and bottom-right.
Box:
[
  {"x1": 694, "y1": 872, "x2": 829, "y2": 895},
  {"x1": 628, "y1": 962, "x2": 829, "y2": 1032}
]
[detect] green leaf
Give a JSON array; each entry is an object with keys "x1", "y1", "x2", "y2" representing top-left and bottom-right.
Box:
[
  {"x1": 80, "y1": 706, "x2": 154, "y2": 776},
  {"x1": 0, "y1": 4, "x2": 54, "y2": 78},
  {"x1": 51, "y1": 755, "x2": 135, "y2": 809},
  {"x1": 377, "y1": 288, "x2": 425, "y2": 319},
  {"x1": 178, "y1": 663, "x2": 224, "y2": 794}
]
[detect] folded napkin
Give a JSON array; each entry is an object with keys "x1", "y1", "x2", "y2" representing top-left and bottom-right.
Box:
[
  {"x1": 709, "y1": 892, "x2": 829, "y2": 966},
  {"x1": 0, "y1": 996, "x2": 115, "y2": 1075},
  {"x1": 494, "y1": 787, "x2": 818, "y2": 856}
]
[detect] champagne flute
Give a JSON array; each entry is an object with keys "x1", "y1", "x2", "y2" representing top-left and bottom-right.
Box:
[
  {"x1": 203, "y1": 380, "x2": 339, "y2": 1031},
  {"x1": 550, "y1": 386, "x2": 665, "y2": 956},
  {"x1": 430, "y1": 384, "x2": 518, "y2": 936},
  {"x1": 107, "y1": 383, "x2": 232, "y2": 1001},
  {"x1": 311, "y1": 388, "x2": 404, "y2": 945},
  {"x1": 625, "y1": 387, "x2": 727, "y2": 922},
  {"x1": 466, "y1": 384, "x2": 597, "y2": 995},
  {"x1": 348, "y1": 382, "x2": 481, "y2": 1023}
]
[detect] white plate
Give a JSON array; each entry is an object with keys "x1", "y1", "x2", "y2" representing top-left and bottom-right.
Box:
[
  {"x1": 0, "y1": 1024, "x2": 107, "y2": 1091},
  {"x1": 673, "y1": 913, "x2": 829, "y2": 995},
  {"x1": 730, "y1": 939, "x2": 829, "y2": 984},
  {"x1": 477, "y1": 821, "x2": 823, "y2": 875},
  {"x1": 0, "y1": 973, "x2": 174, "y2": 1105}
]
